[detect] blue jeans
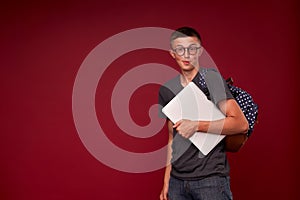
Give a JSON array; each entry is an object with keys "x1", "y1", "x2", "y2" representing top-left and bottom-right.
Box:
[{"x1": 168, "y1": 176, "x2": 233, "y2": 200}]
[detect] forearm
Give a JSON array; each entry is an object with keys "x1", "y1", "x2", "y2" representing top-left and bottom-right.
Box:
[
  {"x1": 196, "y1": 99, "x2": 249, "y2": 135},
  {"x1": 163, "y1": 120, "x2": 173, "y2": 185},
  {"x1": 194, "y1": 98, "x2": 249, "y2": 135},
  {"x1": 197, "y1": 116, "x2": 248, "y2": 135},
  {"x1": 163, "y1": 164, "x2": 171, "y2": 186}
]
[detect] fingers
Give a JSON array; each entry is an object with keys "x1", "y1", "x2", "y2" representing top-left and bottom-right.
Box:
[
  {"x1": 173, "y1": 120, "x2": 184, "y2": 136},
  {"x1": 173, "y1": 120, "x2": 182, "y2": 128},
  {"x1": 172, "y1": 119, "x2": 197, "y2": 139},
  {"x1": 160, "y1": 188, "x2": 168, "y2": 200},
  {"x1": 159, "y1": 192, "x2": 167, "y2": 200}
]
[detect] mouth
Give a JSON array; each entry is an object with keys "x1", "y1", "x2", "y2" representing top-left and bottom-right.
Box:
[{"x1": 182, "y1": 61, "x2": 190, "y2": 65}]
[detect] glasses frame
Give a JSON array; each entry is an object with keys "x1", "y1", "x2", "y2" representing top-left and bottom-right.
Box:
[{"x1": 172, "y1": 44, "x2": 201, "y2": 56}]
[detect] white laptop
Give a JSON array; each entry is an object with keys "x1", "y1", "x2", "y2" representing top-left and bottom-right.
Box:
[{"x1": 162, "y1": 82, "x2": 225, "y2": 156}]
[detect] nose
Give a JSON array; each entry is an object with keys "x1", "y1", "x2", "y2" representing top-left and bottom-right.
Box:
[{"x1": 183, "y1": 48, "x2": 190, "y2": 58}]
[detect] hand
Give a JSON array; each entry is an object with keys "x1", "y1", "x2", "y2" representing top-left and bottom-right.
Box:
[
  {"x1": 159, "y1": 184, "x2": 169, "y2": 200},
  {"x1": 173, "y1": 119, "x2": 198, "y2": 139}
]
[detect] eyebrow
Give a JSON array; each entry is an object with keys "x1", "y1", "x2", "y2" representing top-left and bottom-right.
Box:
[{"x1": 174, "y1": 44, "x2": 199, "y2": 48}]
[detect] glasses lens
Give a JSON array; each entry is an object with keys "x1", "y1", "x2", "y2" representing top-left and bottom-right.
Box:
[
  {"x1": 175, "y1": 47, "x2": 185, "y2": 56},
  {"x1": 188, "y1": 46, "x2": 198, "y2": 55},
  {"x1": 174, "y1": 45, "x2": 200, "y2": 56}
]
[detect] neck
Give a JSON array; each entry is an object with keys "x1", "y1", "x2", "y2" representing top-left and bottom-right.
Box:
[{"x1": 180, "y1": 68, "x2": 199, "y2": 86}]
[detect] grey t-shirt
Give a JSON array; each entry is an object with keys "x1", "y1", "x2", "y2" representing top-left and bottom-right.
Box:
[{"x1": 158, "y1": 68, "x2": 233, "y2": 180}]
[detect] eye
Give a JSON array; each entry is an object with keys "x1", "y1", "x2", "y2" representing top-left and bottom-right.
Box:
[
  {"x1": 189, "y1": 46, "x2": 196, "y2": 51},
  {"x1": 175, "y1": 47, "x2": 184, "y2": 54},
  {"x1": 175, "y1": 46, "x2": 184, "y2": 50},
  {"x1": 189, "y1": 44, "x2": 198, "y2": 50}
]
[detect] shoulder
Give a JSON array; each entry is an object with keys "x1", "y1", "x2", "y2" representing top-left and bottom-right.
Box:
[
  {"x1": 201, "y1": 68, "x2": 233, "y2": 104},
  {"x1": 162, "y1": 75, "x2": 180, "y2": 88},
  {"x1": 158, "y1": 75, "x2": 182, "y2": 107},
  {"x1": 204, "y1": 68, "x2": 223, "y2": 81},
  {"x1": 159, "y1": 75, "x2": 181, "y2": 96},
  {"x1": 201, "y1": 68, "x2": 226, "y2": 87}
]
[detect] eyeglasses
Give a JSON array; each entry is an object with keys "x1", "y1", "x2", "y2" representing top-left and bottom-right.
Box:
[{"x1": 172, "y1": 45, "x2": 201, "y2": 56}]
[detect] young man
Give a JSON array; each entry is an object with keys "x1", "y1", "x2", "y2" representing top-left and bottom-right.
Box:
[{"x1": 159, "y1": 27, "x2": 248, "y2": 200}]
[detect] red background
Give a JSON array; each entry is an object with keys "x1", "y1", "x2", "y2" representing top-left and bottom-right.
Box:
[{"x1": 1, "y1": 0, "x2": 299, "y2": 199}]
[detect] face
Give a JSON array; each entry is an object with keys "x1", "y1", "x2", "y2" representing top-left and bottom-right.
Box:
[{"x1": 170, "y1": 36, "x2": 202, "y2": 72}]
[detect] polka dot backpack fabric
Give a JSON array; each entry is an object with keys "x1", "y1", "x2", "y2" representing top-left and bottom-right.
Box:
[
  {"x1": 226, "y1": 79, "x2": 258, "y2": 137},
  {"x1": 198, "y1": 68, "x2": 259, "y2": 137}
]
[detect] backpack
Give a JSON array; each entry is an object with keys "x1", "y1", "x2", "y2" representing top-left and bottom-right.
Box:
[
  {"x1": 197, "y1": 68, "x2": 259, "y2": 152},
  {"x1": 225, "y1": 77, "x2": 259, "y2": 137}
]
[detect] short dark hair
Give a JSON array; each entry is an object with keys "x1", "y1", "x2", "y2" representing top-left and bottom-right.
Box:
[{"x1": 170, "y1": 27, "x2": 202, "y2": 45}]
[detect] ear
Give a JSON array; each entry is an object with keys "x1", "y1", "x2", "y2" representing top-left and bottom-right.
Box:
[
  {"x1": 169, "y1": 50, "x2": 176, "y2": 59},
  {"x1": 198, "y1": 47, "x2": 204, "y2": 57}
]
